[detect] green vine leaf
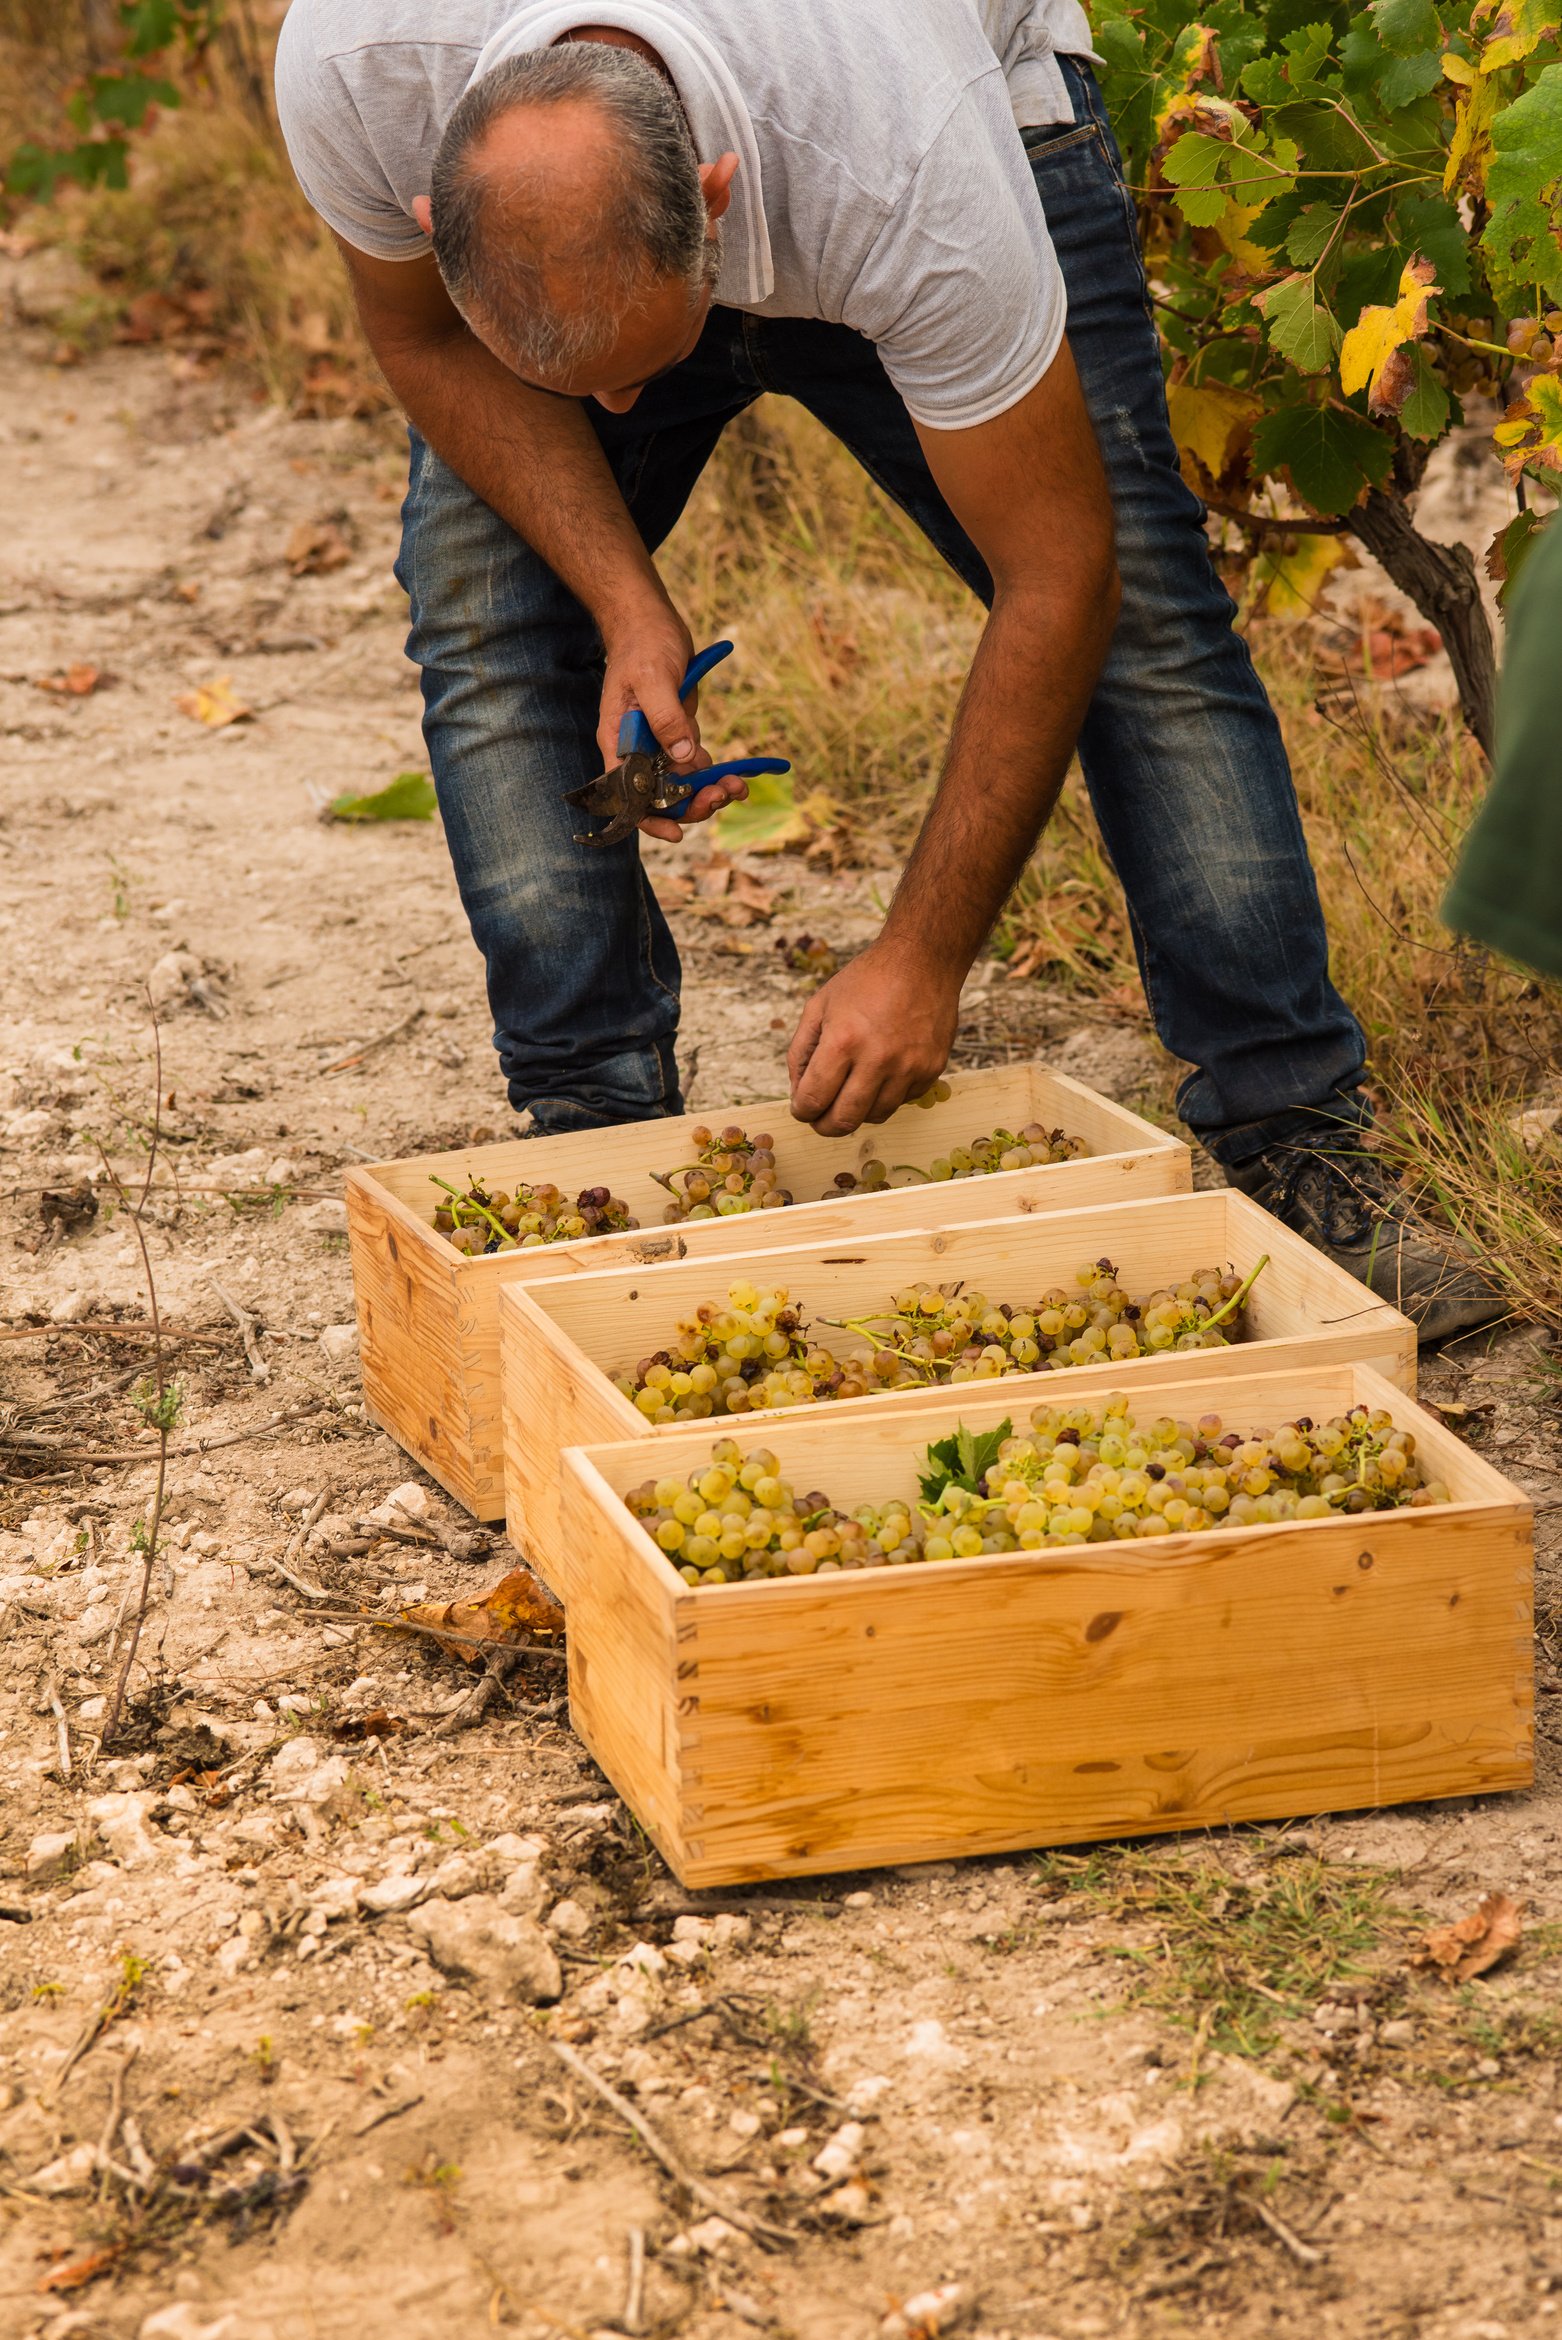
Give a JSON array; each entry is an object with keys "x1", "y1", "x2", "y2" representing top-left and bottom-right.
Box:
[
  {"x1": 1483, "y1": 61, "x2": 1562, "y2": 300},
  {"x1": 1259, "y1": 273, "x2": 1345, "y2": 370},
  {"x1": 1252, "y1": 403, "x2": 1395, "y2": 512}
]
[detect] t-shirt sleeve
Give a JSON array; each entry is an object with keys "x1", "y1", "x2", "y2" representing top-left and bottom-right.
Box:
[
  {"x1": 273, "y1": 11, "x2": 432, "y2": 262},
  {"x1": 846, "y1": 74, "x2": 1066, "y2": 431}
]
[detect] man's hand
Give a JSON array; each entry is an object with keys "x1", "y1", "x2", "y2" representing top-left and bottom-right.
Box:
[
  {"x1": 597, "y1": 591, "x2": 751, "y2": 843},
  {"x1": 788, "y1": 940, "x2": 963, "y2": 1135}
]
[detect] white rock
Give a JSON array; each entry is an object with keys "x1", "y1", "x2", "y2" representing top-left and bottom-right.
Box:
[
  {"x1": 881, "y1": 2283, "x2": 968, "y2": 2340},
  {"x1": 278, "y1": 1488, "x2": 316, "y2": 1515},
  {"x1": 546, "y1": 1897, "x2": 592, "y2": 1940},
  {"x1": 27, "y1": 2142, "x2": 99, "y2": 2196},
  {"x1": 301, "y1": 1198, "x2": 348, "y2": 1235},
  {"x1": 664, "y1": 2216, "x2": 750, "y2": 2259},
  {"x1": 901, "y1": 2018, "x2": 966, "y2": 2070},
  {"x1": 50, "y1": 1289, "x2": 97, "y2": 1325},
  {"x1": 1510, "y1": 1105, "x2": 1560, "y2": 1150},
  {"x1": 88, "y1": 1790, "x2": 161, "y2": 1867},
  {"x1": 812, "y1": 2121, "x2": 865, "y2": 2182},
  {"x1": 207, "y1": 1146, "x2": 269, "y2": 1186},
  {"x1": 359, "y1": 1872, "x2": 427, "y2": 1916},
  {"x1": 710, "y1": 1913, "x2": 751, "y2": 1950},
  {"x1": 319, "y1": 1323, "x2": 358, "y2": 1368},
  {"x1": 368, "y1": 1479, "x2": 428, "y2": 1525},
  {"x1": 267, "y1": 1737, "x2": 350, "y2": 1811},
  {"x1": 266, "y1": 1157, "x2": 300, "y2": 1188},
  {"x1": 139, "y1": 2306, "x2": 239, "y2": 2340},
  {"x1": 409, "y1": 1894, "x2": 562, "y2": 2004},
  {"x1": 26, "y1": 1828, "x2": 79, "y2": 1882},
  {"x1": 846, "y1": 2073, "x2": 894, "y2": 2113},
  {"x1": 728, "y1": 2106, "x2": 763, "y2": 2138},
  {"x1": 146, "y1": 949, "x2": 207, "y2": 1013},
  {"x1": 817, "y1": 2176, "x2": 875, "y2": 2224},
  {"x1": 618, "y1": 1940, "x2": 666, "y2": 1980},
  {"x1": 844, "y1": 1889, "x2": 875, "y2": 1909},
  {"x1": 775, "y1": 2126, "x2": 810, "y2": 2149}
]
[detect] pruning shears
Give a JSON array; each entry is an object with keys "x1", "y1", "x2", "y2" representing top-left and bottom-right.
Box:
[{"x1": 565, "y1": 639, "x2": 790, "y2": 850}]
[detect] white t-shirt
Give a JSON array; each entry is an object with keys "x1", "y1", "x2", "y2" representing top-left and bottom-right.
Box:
[{"x1": 274, "y1": 0, "x2": 1094, "y2": 430}]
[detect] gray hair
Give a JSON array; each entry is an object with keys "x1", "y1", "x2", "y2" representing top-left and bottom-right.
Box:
[{"x1": 429, "y1": 45, "x2": 713, "y2": 379}]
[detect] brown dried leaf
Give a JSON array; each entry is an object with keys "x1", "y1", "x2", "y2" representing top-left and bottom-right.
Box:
[
  {"x1": 397, "y1": 1568, "x2": 565, "y2": 1665},
  {"x1": 330, "y1": 1707, "x2": 410, "y2": 1742},
  {"x1": 36, "y1": 663, "x2": 103, "y2": 697},
  {"x1": 1411, "y1": 1891, "x2": 1522, "y2": 1982},
  {"x1": 286, "y1": 516, "x2": 353, "y2": 576}
]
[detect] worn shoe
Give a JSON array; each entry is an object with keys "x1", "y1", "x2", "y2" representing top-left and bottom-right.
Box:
[{"x1": 1225, "y1": 1133, "x2": 1510, "y2": 1347}]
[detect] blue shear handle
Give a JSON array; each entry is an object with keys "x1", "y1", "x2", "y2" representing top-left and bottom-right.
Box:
[
  {"x1": 660, "y1": 756, "x2": 791, "y2": 810},
  {"x1": 616, "y1": 639, "x2": 735, "y2": 759}
]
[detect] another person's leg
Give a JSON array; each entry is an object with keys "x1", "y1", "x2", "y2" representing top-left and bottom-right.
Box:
[{"x1": 396, "y1": 326, "x2": 755, "y2": 1133}]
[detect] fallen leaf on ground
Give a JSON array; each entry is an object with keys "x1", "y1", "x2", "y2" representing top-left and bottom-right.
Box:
[
  {"x1": 395, "y1": 1569, "x2": 565, "y2": 1665},
  {"x1": 326, "y1": 772, "x2": 437, "y2": 823},
  {"x1": 286, "y1": 516, "x2": 353, "y2": 575},
  {"x1": 176, "y1": 676, "x2": 253, "y2": 728},
  {"x1": 1411, "y1": 1891, "x2": 1522, "y2": 1982},
  {"x1": 330, "y1": 1707, "x2": 410, "y2": 1741},
  {"x1": 35, "y1": 663, "x2": 103, "y2": 696},
  {"x1": 715, "y1": 769, "x2": 809, "y2": 853}
]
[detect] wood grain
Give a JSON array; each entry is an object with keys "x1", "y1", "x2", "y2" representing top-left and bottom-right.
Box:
[
  {"x1": 346, "y1": 1064, "x2": 1188, "y2": 1522},
  {"x1": 560, "y1": 1363, "x2": 1533, "y2": 1885}
]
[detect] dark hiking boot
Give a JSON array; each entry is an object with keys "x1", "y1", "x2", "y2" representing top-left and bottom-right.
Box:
[{"x1": 1225, "y1": 1133, "x2": 1509, "y2": 1347}]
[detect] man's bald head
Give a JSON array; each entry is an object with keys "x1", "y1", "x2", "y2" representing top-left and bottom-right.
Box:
[{"x1": 429, "y1": 44, "x2": 713, "y2": 384}]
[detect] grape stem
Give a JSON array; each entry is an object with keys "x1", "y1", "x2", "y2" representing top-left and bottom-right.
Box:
[
  {"x1": 1199, "y1": 1252, "x2": 1269, "y2": 1334},
  {"x1": 430, "y1": 1175, "x2": 516, "y2": 1250}
]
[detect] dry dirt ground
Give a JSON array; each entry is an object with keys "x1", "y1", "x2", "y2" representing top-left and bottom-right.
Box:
[{"x1": 4, "y1": 260, "x2": 1562, "y2": 2340}]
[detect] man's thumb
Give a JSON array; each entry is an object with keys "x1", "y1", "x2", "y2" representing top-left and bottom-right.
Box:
[{"x1": 637, "y1": 669, "x2": 698, "y2": 767}]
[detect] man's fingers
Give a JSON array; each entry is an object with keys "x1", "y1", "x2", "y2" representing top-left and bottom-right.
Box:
[
  {"x1": 804, "y1": 1063, "x2": 885, "y2": 1138},
  {"x1": 790, "y1": 1024, "x2": 856, "y2": 1126},
  {"x1": 637, "y1": 672, "x2": 701, "y2": 766},
  {"x1": 786, "y1": 990, "x2": 827, "y2": 1092},
  {"x1": 676, "y1": 776, "x2": 747, "y2": 825}
]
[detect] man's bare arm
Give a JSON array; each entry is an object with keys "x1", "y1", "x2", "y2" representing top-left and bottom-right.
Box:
[
  {"x1": 339, "y1": 239, "x2": 731, "y2": 832},
  {"x1": 789, "y1": 345, "x2": 1119, "y2": 1134}
]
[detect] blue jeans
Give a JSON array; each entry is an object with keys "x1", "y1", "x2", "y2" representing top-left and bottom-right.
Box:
[{"x1": 397, "y1": 55, "x2": 1366, "y2": 1150}]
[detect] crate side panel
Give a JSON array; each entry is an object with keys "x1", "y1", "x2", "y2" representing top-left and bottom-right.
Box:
[
  {"x1": 675, "y1": 1508, "x2": 1532, "y2": 1883},
  {"x1": 500, "y1": 1285, "x2": 644, "y2": 1589},
  {"x1": 562, "y1": 1455, "x2": 688, "y2": 1868},
  {"x1": 346, "y1": 1170, "x2": 480, "y2": 1513}
]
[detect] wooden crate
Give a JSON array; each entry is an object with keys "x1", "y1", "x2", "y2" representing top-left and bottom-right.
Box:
[
  {"x1": 559, "y1": 1362, "x2": 1533, "y2": 1885},
  {"x1": 500, "y1": 1188, "x2": 1416, "y2": 1596},
  {"x1": 344, "y1": 1064, "x2": 1187, "y2": 1519}
]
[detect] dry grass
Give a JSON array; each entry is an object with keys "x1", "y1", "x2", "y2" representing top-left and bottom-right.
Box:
[{"x1": 5, "y1": 11, "x2": 1559, "y2": 1321}]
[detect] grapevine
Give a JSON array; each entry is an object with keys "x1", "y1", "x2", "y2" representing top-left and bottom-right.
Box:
[
  {"x1": 622, "y1": 1399, "x2": 1454, "y2": 1587},
  {"x1": 1095, "y1": 0, "x2": 1562, "y2": 747},
  {"x1": 431, "y1": 1173, "x2": 637, "y2": 1253},
  {"x1": 612, "y1": 1256, "x2": 1268, "y2": 1422}
]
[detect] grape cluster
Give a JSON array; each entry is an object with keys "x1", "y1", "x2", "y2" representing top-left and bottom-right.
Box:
[
  {"x1": 653, "y1": 1125, "x2": 794, "y2": 1222},
  {"x1": 613, "y1": 1256, "x2": 1264, "y2": 1422},
  {"x1": 828, "y1": 1121, "x2": 1085, "y2": 1196},
  {"x1": 622, "y1": 1401, "x2": 1453, "y2": 1588},
  {"x1": 615, "y1": 1282, "x2": 828, "y2": 1420},
  {"x1": 432, "y1": 1174, "x2": 636, "y2": 1254}
]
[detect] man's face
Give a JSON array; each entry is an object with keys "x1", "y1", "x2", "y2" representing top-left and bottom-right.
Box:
[{"x1": 498, "y1": 269, "x2": 713, "y2": 412}]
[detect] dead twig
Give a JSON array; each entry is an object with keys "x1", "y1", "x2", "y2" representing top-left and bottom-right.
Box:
[
  {"x1": 0, "y1": 1322, "x2": 231, "y2": 1346},
  {"x1": 1250, "y1": 2195, "x2": 1325, "y2": 2267},
  {"x1": 209, "y1": 1279, "x2": 269, "y2": 1383},
  {"x1": 622, "y1": 2226, "x2": 646, "y2": 2336},
  {"x1": 548, "y1": 2041, "x2": 795, "y2": 2249},
  {"x1": 351, "y1": 2093, "x2": 424, "y2": 2139},
  {"x1": 46, "y1": 1678, "x2": 71, "y2": 1782},
  {"x1": 321, "y1": 1004, "x2": 424, "y2": 1075},
  {"x1": 98, "y1": 1004, "x2": 177, "y2": 1750}
]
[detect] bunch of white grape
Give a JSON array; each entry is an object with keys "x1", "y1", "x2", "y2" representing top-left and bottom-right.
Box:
[
  {"x1": 827, "y1": 1121, "x2": 1086, "y2": 1197},
  {"x1": 653, "y1": 1125, "x2": 793, "y2": 1221},
  {"x1": 621, "y1": 1400, "x2": 1453, "y2": 1587},
  {"x1": 433, "y1": 1175, "x2": 636, "y2": 1252}
]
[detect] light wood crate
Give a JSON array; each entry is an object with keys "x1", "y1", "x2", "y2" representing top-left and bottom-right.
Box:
[
  {"x1": 500, "y1": 1188, "x2": 1415, "y2": 1596},
  {"x1": 344, "y1": 1064, "x2": 1187, "y2": 1519},
  {"x1": 559, "y1": 1362, "x2": 1533, "y2": 1885}
]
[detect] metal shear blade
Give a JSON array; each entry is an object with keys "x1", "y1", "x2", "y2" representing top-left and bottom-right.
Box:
[{"x1": 564, "y1": 638, "x2": 791, "y2": 849}]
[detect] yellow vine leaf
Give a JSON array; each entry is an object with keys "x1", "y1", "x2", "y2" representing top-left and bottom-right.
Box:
[
  {"x1": 1165, "y1": 381, "x2": 1264, "y2": 477},
  {"x1": 1339, "y1": 257, "x2": 1440, "y2": 402},
  {"x1": 1443, "y1": 61, "x2": 1501, "y2": 195},
  {"x1": 1153, "y1": 24, "x2": 1219, "y2": 135},
  {"x1": 175, "y1": 675, "x2": 253, "y2": 729},
  {"x1": 1254, "y1": 532, "x2": 1348, "y2": 618},
  {"x1": 1493, "y1": 375, "x2": 1562, "y2": 473},
  {"x1": 1472, "y1": 0, "x2": 1562, "y2": 72},
  {"x1": 1215, "y1": 199, "x2": 1275, "y2": 274}
]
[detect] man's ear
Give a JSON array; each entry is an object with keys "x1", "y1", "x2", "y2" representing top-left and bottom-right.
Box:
[
  {"x1": 698, "y1": 151, "x2": 739, "y2": 224},
  {"x1": 411, "y1": 194, "x2": 433, "y2": 234}
]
